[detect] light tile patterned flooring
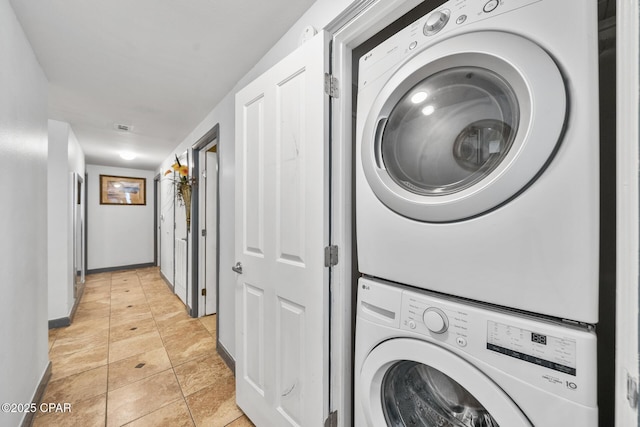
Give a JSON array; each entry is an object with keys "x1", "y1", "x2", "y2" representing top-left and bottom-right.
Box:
[{"x1": 38, "y1": 267, "x2": 254, "y2": 427}]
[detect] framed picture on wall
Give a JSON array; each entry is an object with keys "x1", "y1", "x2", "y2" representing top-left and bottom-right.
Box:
[{"x1": 100, "y1": 175, "x2": 146, "y2": 205}]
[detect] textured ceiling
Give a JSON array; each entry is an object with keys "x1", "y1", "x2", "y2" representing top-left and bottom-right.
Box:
[{"x1": 11, "y1": 0, "x2": 317, "y2": 170}]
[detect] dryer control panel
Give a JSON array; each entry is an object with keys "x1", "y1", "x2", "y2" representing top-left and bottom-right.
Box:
[{"x1": 359, "y1": 0, "x2": 543, "y2": 93}]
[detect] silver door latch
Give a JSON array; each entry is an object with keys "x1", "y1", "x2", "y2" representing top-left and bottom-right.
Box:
[{"x1": 232, "y1": 262, "x2": 243, "y2": 274}]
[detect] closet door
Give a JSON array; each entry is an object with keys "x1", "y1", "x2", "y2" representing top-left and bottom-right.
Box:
[{"x1": 234, "y1": 31, "x2": 331, "y2": 427}]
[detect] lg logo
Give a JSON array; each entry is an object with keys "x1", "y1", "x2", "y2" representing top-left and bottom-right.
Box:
[
  {"x1": 362, "y1": 284, "x2": 370, "y2": 290},
  {"x1": 566, "y1": 381, "x2": 577, "y2": 390}
]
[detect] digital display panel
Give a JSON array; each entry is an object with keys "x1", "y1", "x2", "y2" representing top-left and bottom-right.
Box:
[
  {"x1": 487, "y1": 321, "x2": 576, "y2": 376},
  {"x1": 531, "y1": 332, "x2": 547, "y2": 345}
]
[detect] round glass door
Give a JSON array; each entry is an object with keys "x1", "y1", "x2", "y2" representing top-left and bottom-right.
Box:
[
  {"x1": 358, "y1": 338, "x2": 532, "y2": 427},
  {"x1": 382, "y1": 67, "x2": 518, "y2": 197},
  {"x1": 360, "y1": 32, "x2": 566, "y2": 222},
  {"x1": 382, "y1": 361, "x2": 499, "y2": 427}
]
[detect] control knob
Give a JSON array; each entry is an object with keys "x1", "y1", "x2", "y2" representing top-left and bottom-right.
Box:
[
  {"x1": 423, "y1": 9, "x2": 450, "y2": 36},
  {"x1": 423, "y1": 307, "x2": 449, "y2": 334}
]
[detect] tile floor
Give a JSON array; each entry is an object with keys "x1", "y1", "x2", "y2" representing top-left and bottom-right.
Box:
[{"x1": 38, "y1": 267, "x2": 254, "y2": 427}]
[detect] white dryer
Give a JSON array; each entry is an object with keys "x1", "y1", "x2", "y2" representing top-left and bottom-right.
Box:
[
  {"x1": 355, "y1": 0, "x2": 599, "y2": 323},
  {"x1": 354, "y1": 277, "x2": 597, "y2": 426}
]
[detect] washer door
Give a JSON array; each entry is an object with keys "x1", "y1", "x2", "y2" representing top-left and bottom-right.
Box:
[
  {"x1": 359, "y1": 339, "x2": 532, "y2": 426},
  {"x1": 361, "y1": 32, "x2": 566, "y2": 222}
]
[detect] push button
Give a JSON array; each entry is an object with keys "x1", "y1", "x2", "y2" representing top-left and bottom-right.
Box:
[
  {"x1": 483, "y1": 0, "x2": 499, "y2": 13},
  {"x1": 456, "y1": 337, "x2": 468, "y2": 347}
]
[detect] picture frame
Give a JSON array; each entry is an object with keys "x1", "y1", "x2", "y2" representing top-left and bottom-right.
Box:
[{"x1": 99, "y1": 174, "x2": 146, "y2": 205}]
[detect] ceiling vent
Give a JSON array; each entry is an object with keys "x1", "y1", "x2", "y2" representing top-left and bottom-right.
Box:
[{"x1": 114, "y1": 123, "x2": 132, "y2": 132}]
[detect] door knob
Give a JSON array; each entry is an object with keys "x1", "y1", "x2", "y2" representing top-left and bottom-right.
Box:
[{"x1": 232, "y1": 262, "x2": 243, "y2": 274}]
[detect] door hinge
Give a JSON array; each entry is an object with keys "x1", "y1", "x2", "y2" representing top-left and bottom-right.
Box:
[
  {"x1": 201, "y1": 288, "x2": 207, "y2": 296},
  {"x1": 324, "y1": 245, "x2": 338, "y2": 267},
  {"x1": 201, "y1": 229, "x2": 206, "y2": 237},
  {"x1": 324, "y1": 410, "x2": 338, "y2": 427},
  {"x1": 628, "y1": 373, "x2": 638, "y2": 409},
  {"x1": 324, "y1": 73, "x2": 339, "y2": 98}
]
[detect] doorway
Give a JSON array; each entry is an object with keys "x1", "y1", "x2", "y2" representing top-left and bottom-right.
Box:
[
  {"x1": 192, "y1": 124, "x2": 220, "y2": 318},
  {"x1": 73, "y1": 172, "x2": 85, "y2": 298}
]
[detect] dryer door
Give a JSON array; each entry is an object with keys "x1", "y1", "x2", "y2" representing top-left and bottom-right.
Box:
[
  {"x1": 361, "y1": 31, "x2": 566, "y2": 222},
  {"x1": 359, "y1": 338, "x2": 532, "y2": 427}
]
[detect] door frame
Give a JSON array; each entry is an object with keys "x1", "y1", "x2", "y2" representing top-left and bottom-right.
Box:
[
  {"x1": 615, "y1": 0, "x2": 639, "y2": 425},
  {"x1": 72, "y1": 172, "x2": 85, "y2": 297},
  {"x1": 327, "y1": 0, "x2": 436, "y2": 423},
  {"x1": 191, "y1": 124, "x2": 220, "y2": 320}
]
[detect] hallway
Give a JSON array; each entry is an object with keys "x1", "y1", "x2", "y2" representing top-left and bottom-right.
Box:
[{"x1": 38, "y1": 268, "x2": 252, "y2": 427}]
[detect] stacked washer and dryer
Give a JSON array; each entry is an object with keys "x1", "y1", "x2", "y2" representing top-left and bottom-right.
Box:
[{"x1": 354, "y1": 0, "x2": 600, "y2": 425}]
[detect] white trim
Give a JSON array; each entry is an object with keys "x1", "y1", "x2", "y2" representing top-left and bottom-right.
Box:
[{"x1": 616, "y1": 0, "x2": 640, "y2": 425}]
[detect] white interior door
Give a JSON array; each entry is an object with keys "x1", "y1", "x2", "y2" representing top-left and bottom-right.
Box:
[
  {"x1": 174, "y1": 153, "x2": 189, "y2": 306},
  {"x1": 205, "y1": 150, "x2": 217, "y2": 315},
  {"x1": 235, "y1": 31, "x2": 330, "y2": 427}
]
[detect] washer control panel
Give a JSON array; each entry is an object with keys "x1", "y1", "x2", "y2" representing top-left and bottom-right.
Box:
[
  {"x1": 423, "y1": 307, "x2": 449, "y2": 333},
  {"x1": 398, "y1": 285, "x2": 579, "y2": 378},
  {"x1": 401, "y1": 293, "x2": 470, "y2": 346},
  {"x1": 487, "y1": 321, "x2": 577, "y2": 376}
]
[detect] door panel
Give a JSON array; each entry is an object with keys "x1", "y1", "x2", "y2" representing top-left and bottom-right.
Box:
[
  {"x1": 244, "y1": 96, "x2": 266, "y2": 257},
  {"x1": 243, "y1": 283, "x2": 265, "y2": 393},
  {"x1": 276, "y1": 298, "x2": 305, "y2": 423},
  {"x1": 235, "y1": 31, "x2": 329, "y2": 427},
  {"x1": 276, "y1": 70, "x2": 307, "y2": 265}
]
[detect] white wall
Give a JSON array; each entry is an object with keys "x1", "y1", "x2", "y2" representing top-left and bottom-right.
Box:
[
  {"x1": 0, "y1": 0, "x2": 50, "y2": 425},
  {"x1": 86, "y1": 165, "x2": 155, "y2": 270},
  {"x1": 159, "y1": 0, "x2": 353, "y2": 358}
]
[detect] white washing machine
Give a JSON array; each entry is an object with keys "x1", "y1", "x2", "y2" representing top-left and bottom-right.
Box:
[
  {"x1": 355, "y1": 0, "x2": 599, "y2": 323},
  {"x1": 354, "y1": 277, "x2": 597, "y2": 426}
]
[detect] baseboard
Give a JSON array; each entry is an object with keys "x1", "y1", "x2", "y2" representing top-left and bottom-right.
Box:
[
  {"x1": 69, "y1": 281, "x2": 86, "y2": 322},
  {"x1": 21, "y1": 361, "x2": 52, "y2": 427},
  {"x1": 159, "y1": 270, "x2": 174, "y2": 292},
  {"x1": 49, "y1": 281, "x2": 87, "y2": 329},
  {"x1": 48, "y1": 317, "x2": 70, "y2": 329},
  {"x1": 87, "y1": 262, "x2": 155, "y2": 275},
  {"x1": 217, "y1": 341, "x2": 235, "y2": 376}
]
